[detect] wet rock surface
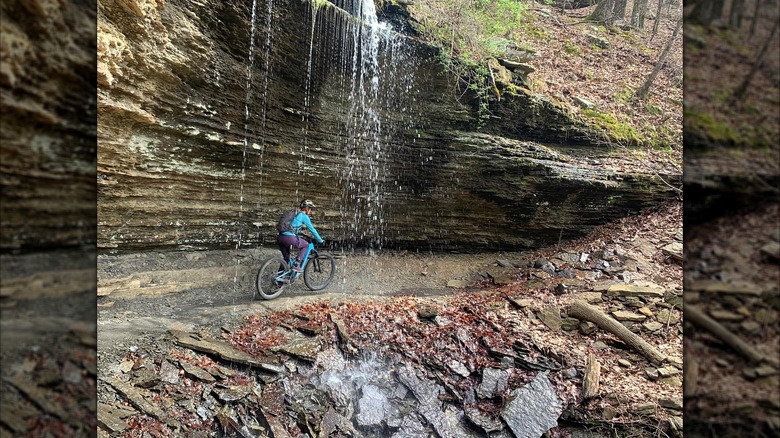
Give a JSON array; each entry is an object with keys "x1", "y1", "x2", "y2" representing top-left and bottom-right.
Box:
[{"x1": 94, "y1": 202, "x2": 685, "y2": 437}]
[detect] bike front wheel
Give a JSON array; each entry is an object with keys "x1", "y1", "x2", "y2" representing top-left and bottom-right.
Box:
[
  {"x1": 303, "y1": 251, "x2": 335, "y2": 291},
  {"x1": 256, "y1": 257, "x2": 289, "y2": 300}
]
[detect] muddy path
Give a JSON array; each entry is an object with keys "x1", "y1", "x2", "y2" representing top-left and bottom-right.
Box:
[{"x1": 95, "y1": 249, "x2": 515, "y2": 365}]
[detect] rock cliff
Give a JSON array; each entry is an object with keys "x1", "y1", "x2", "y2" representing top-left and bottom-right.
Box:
[
  {"x1": 1, "y1": 1, "x2": 97, "y2": 249},
  {"x1": 3, "y1": 0, "x2": 682, "y2": 252}
]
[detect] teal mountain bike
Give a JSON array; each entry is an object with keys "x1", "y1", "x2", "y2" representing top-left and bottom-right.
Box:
[{"x1": 255, "y1": 238, "x2": 336, "y2": 300}]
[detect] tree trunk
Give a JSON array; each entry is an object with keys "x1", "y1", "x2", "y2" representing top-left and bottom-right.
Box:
[
  {"x1": 631, "y1": 0, "x2": 649, "y2": 28},
  {"x1": 687, "y1": 0, "x2": 714, "y2": 26},
  {"x1": 685, "y1": 304, "x2": 779, "y2": 366},
  {"x1": 652, "y1": 0, "x2": 664, "y2": 38},
  {"x1": 568, "y1": 300, "x2": 667, "y2": 365},
  {"x1": 634, "y1": 17, "x2": 683, "y2": 100},
  {"x1": 729, "y1": 0, "x2": 745, "y2": 28},
  {"x1": 614, "y1": 0, "x2": 629, "y2": 21},
  {"x1": 730, "y1": 17, "x2": 780, "y2": 104},
  {"x1": 749, "y1": 0, "x2": 761, "y2": 38},
  {"x1": 589, "y1": 0, "x2": 618, "y2": 24},
  {"x1": 712, "y1": 0, "x2": 726, "y2": 22},
  {"x1": 687, "y1": 0, "x2": 726, "y2": 26}
]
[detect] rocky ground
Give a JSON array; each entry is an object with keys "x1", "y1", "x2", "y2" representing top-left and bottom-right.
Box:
[
  {"x1": 0, "y1": 249, "x2": 98, "y2": 437},
  {"x1": 81, "y1": 200, "x2": 684, "y2": 437},
  {"x1": 683, "y1": 202, "x2": 780, "y2": 436},
  {"x1": 3, "y1": 200, "x2": 777, "y2": 437}
]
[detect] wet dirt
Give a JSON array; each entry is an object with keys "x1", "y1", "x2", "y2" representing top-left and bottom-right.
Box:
[{"x1": 95, "y1": 249, "x2": 518, "y2": 375}]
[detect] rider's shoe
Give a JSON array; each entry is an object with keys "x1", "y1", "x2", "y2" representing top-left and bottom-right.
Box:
[{"x1": 292, "y1": 262, "x2": 303, "y2": 273}]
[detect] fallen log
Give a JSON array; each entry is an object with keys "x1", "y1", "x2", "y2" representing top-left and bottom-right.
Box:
[
  {"x1": 685, "y1": 305, "x2": 779, "y2": 367},
  {"x1": 582, "y1": 354, "x2": 600, "y2": 400},
  {"x1": 568, "y1": 300, "x2": 666, "y2": 365}
]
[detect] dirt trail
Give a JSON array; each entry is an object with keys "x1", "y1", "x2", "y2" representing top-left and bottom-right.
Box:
[{"x1": 95, "y1": 249, "x2": 517, "y2": 365}]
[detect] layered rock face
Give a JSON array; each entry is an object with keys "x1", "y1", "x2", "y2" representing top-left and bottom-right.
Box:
[
  {"x1": 1, "y1": 1, "x2": 97, "y2": 249},
  {"x1": 97, "y1": 0, "x2": 680, "y2": 252}
]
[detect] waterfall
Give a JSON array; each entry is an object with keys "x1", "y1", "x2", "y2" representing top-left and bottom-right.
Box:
[
  {"x1": 329, "y1": 0, "x2": 418, "y2": 251},
  {"x1": 233, "y1": 0, "x2": 261, "y2": 290},
  {"x1": 241, "y1": 0, "x2": 422, "y2": 253},
  {"x1": 235, "y1": 0, "x2": 274, "y2": 293}
]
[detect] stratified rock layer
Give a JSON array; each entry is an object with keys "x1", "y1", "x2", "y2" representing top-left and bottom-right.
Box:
[
  {"x1": 1, "y1": 1, "x2": 97, "y2": 249},
  {"x1": 93, "y1": 0, "x2": 679, "y2": 252}
]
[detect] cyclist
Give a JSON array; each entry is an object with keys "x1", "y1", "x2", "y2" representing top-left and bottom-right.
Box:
[{"x1": 277, "y1": 199, "x2": 325, "y2": 273}]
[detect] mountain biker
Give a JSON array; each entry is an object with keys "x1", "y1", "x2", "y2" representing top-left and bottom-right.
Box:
[{"x1": 277, "y1": 199, "x2": 325, "y2": 273}]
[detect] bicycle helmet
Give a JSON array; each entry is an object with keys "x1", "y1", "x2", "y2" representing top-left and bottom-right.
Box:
[{"x1": 300, "y1": 199, "x2": 317, "y2": 209}]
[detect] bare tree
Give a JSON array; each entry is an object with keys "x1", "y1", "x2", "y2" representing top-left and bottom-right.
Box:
[
  {"x1": 749, "y1": 0, "x2": 762, "y2": 38},
  {"x1": 687, "y1": 0, "x2": 727, "y2": 26},
  {"x1": 631, "y1": 0, "x2": 649, "y2": 28},
  {"x1": 614, "y1": 0, "x2": 629, "y2": 22},
  {"x1": 729, "y1": 17, "x2": 780, "y2": 105},
  {"x1": 652, "y1": 0, "x2": 665, "y2": 39},
  {"x1": 729, "y1": 0, "x2": 745, "y2": 28},
  {"x1": 634, "y1": 17, "x2": 683, "y2": 101}
]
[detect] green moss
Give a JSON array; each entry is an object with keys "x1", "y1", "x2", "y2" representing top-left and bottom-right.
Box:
[
  {"x1": 618, "y1": 30, "x2": 636, "y2": 43},
  {"x1": 645, "y1": 103, "x2": 663, "y2": 116},
  {"x1": 582, "y1": 109, "x2": 643, "y2": 144},
  {"x1": 684, "y1": 107, "x2": 739, "y2": 144},
  {"x1": 613, "y1": 87, "x2": 633, "y2": 104},
  {"x1": 639, "y1": 45, "x2": 654, "y2": 55},
  {"x1": 519, "y1": 16, "x2": 549, "y2": 41},
  {"x1": 563, "y1": 39, "x2": 582, "y2": 55},
  {"x1": 312, "y1": 0, "x2": 330, "y2": 9}
]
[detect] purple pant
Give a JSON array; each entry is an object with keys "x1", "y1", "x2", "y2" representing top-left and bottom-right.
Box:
[{"x1": 276, "y1": 234, "x2": 309, "y2": 265}]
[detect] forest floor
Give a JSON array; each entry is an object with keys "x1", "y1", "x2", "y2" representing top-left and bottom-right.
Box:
[
  {"x1": 680, "y1": 1, "x2": 780, "y2": 435},
  {"x1": 410, "y1": 0, "x2": 685, "y2": 162}
]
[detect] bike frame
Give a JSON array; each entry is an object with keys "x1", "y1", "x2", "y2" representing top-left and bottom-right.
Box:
[{"x1": 275, "y1": 242, "x2": 315, "y2": 283}]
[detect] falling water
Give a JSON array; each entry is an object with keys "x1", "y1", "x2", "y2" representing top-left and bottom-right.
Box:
[
  {"x1": 235, "y1": 0, "x2": 270, "y2": 294},
  {"x1": 255, "y1": 0, "x2": 275, "y2": 202},
  {"x1": 328, "y1": 0, "x2": 419, "y2": 251},
  {"x1": 295, "y1": 2, "x2": 322, "y2": 199},
  {"x1": 237, "y1": 0, "x2": 422, "y2": 262},
  {"x1": 233, "y1": 0, "x2": 260, "y2": 284},
  {"x1": 343, "y1": 0, "x2": 384, "y2": 250}
]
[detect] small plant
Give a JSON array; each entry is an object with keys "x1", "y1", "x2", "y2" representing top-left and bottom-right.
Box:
[
  {"x1": 563, "y1": 40, "x2": 582, "y2": 55},
  {"x1": 645, "y1": 103, "x2": 663, "y2": 116},
  {"x1": 614, "y1": 86, "x2": 633, "y2": 104}
]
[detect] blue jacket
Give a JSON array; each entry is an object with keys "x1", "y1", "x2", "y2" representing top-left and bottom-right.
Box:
[{"x1": 282, "y1": 212, "x2": 324, "y2": 243}]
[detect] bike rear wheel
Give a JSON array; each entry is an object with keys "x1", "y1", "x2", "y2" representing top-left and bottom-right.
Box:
[
  {"x1": 256, "y1": 257, "x2": 289, "y2": 300},
  {"x1": 303, "y1": 251, "x2": 335, "y2": 291}
]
